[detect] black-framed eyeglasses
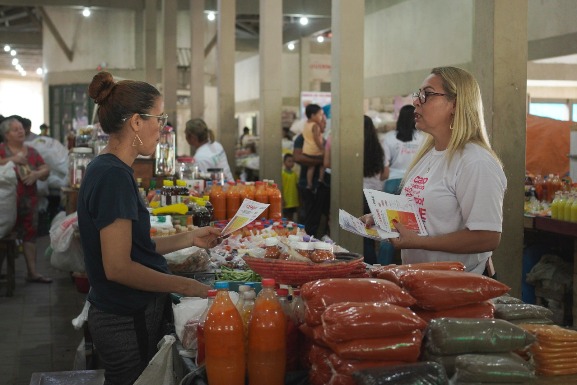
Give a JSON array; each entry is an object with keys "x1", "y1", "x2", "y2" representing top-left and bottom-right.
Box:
[
  {"x1": 411, "y1": 89, "x2": 449, "y2": 104},
  {"x1": 140, "y1": 113, "x2": 169, "y2": 128}
]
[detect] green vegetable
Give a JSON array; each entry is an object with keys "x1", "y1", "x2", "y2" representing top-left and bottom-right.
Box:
[{"x1": 216, "y1": 266, "x2": 261, "y2": 282}]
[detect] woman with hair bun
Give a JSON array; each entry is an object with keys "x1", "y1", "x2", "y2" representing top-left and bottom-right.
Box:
[{"x1": 78, "y1": 72, "x2": 222, "y2": 385}]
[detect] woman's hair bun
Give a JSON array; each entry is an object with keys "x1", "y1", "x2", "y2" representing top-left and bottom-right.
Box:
[{"x1": 88, "y1": 71, "x2": 115, "y2": 104}]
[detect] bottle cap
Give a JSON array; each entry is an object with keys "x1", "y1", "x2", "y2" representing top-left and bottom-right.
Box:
[
  {"x1": 288, "y1": 235, "x2": 300, "y2": 242},
  {"x1": 314, "y1": 242, "x2": 332, "y2": 251},
  {"x1": 207, "y1": 289, "x2": 217, "y2": 298},
  {"x1": 296, "y1": 241, "x2": 314, "y2": 251},
  {"x1": 261, "y1": 278, "x2": 275, "y2": 287},
  {"x1": 265, "y1": 237, "x2": 279, "y2": 246},
  {"x1": 214, "y1": 281, "x2": 229, "y2": 289},
  {"x1": 276, "y1": 288, "x2": 289, "y2": 297}
]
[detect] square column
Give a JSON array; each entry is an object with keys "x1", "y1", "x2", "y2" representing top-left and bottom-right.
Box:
[{"x1": 189, "y1": 0, "x2": 205, "y2": 120}]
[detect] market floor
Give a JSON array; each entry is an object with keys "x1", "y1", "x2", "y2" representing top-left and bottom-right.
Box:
[{"x1": 0, "y1": 235, "x2": 86, "y2": 385}]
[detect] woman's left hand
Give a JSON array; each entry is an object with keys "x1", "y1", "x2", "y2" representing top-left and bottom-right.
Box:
[
  {"x1": 389, "y1": 220, "x2": 423, "y2": 250},
  {"x1": 20, "y1": 170, "x2": 39, "y2": 186},
  {"x1": 192, "y1": 226, "x2": 224, "y2": 248}
]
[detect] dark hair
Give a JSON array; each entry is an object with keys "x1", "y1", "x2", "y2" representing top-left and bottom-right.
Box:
[
  {"x1": 88, "y1": 71, "x2": 161, "y2": 134},
  {"x1": 305, "y1": 104, "x2": 322, "y2": 119},
  {"x1": 396, "y1": 105, "x2": 417, "y2": 142},
  {"x1": 283, "y1": 153, "x2": 294, "y2": 162},
  {"x1": 364, "y1": 115, "x2": 384, "y2": 178},
  {"x1": 185, "y1": 118, "x2": 209, "y2": 142}
]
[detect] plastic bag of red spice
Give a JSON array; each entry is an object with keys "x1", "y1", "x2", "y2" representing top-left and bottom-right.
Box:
[
  {"x1": 321, "y1": 302, "x2": 426, "y2": 343},
  {"x1": 327, "y1": 330, "x2": 422, "y2": 361},
  {"x1": 371, "y1": 261, "x2": 465, "y2": 285},
  {"x1": 412, "y1": 300, "x2": 495, "y2": 323},
  {"x1": 328, "y1": 354, "x2": 406, "y2": 376},
  {"x1": 399, "y1": 270, "x2": 510, "y2": 311},
  {"x1": 301, "y1": 278, "x2": 416, "y2": 326}
]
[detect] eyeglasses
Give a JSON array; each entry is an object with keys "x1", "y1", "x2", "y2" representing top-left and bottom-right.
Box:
[
  {"x1": 140, "y1": 113, "x2": 169, "y2": 128},
  {"x1": 411, "y1": 89, "x2": 449, "y2": 104}
]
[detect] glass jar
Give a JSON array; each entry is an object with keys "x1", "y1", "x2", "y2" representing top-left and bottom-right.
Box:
[
  {"x1": 177, "y1": 156, "x2": 199, "y2": 180},
  {"x1": 155, "y1": 125, "x2": 176, "y2": 176},
  {"x1": 75, "y1": 125, "x2": 95, "y2": 148},
  {"x1": 295, "y1": 241, "x2": 314, "y2": 260},
  {"x1": 207, "y1": 168, "x2": 225, "y2": 185},
  {"x1": 264, "y1": 237, "x2": 281, "y2": 259},
  {"x1": 69, "y1": 147, "x2": 94, "y2": 189},
  {"x1": 310, "y1": 242, "x2": 335, "y2": 263}
]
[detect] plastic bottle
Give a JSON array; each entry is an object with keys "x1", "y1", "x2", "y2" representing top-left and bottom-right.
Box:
[
  {"x1": 248, "y1": 278, "x2": 286, "y2": 385},
  {"x1": 254, "y1": 181, "x2": 269, "y2": 219},
  {"x1": 571, "y1": 194, "x2": 577, "y2": 223},
  {"x1": 227, "y1": 181, "x2": 241, "y2": 220},
  {"x1": 276, "y1": 288, "x2": 299, "y2": 371},
  {"x1": 146, "y1": 179, "x2": 157, "y2": 202},
  {"x1": 268, "y1": 183, "x2": 283, "y2": 221},
  {"x1": 210, "y1": 183, "x2": 227, "y2": 221},
  {"x1": 533, "y1": 174, "x2": 543, "y2": 201},
  {"x1": 550, "y1": 191, "x2": 560, "y2": 219},
  {"x1": 138, "y1": 188, "x2": 149, "y2": 207},
  {"x1": 557, "y1": 192, "x2": 568, "y2": 221},
  {"x1": 161, "y1": 179, "x2": 174, "y2": 207},
  {"x1": 240, "y1": 285, "x2": 256, "y2": 333},
  {"x1": 205, "y1": 281, "x2": 246, "y2": 385},
  {"x1": 203, "y1": 195, "x2": 214, "y2": 222},
  {"x1": 195, "y1": 198, "x2": 211, "y2": 227},
  {"x1": 242, "y1": 181, "x2": 256, "y2": 201},
  {"x1": 291, "y1": 288, "x2": 307, "y2": 370},
  {"x1": 236, "y1": 284, "x2": 251, "y2": 313},
  {"x1": 150, "y1": 189, "x2": 162, "y2": 208},
  {"x1": 196, "y1": 289, "x2": 217, "y2": 366},
  {"x1": 564, "y1": 193, "x2": 575, "y2": 222}
]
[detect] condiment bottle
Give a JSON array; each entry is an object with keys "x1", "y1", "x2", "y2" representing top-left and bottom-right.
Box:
[
  {"x1": 195, "y1": 289, "x2": 217, "y2": 366},
  {"x1": 264, "y1": 237, "x2": 281, "y2": 259},
  {"x1": 226, "y1": 181, "x2": 241, "y2": 220},
  {"x1": 268, "y1": 183, "x2": 283, "y2": 221},
  {"x1": 210, "y1": 183, "x2": 227, "y2": 221},
  {"x1": 254, "y1": 181, "x2": 269, "y2": 219},
  {"x1": 310, "y1": 242, "x2": 335, "y2": 263},
  {"x1": 295, "y1": 241, "x2": 314, "y2": 260},
  {"x1": 205, "y1": 282, "x2": 246, "y2": 385},
  {"x1": 276, "y1": 288, "x2": 299, "y2": 371},
  {"x1": 248, "y1": 278, "x2": 286, "y2": 385}
]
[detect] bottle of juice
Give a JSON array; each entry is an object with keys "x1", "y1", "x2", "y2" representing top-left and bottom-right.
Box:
[
  {"x1": 236, "y1": 284, "x2": 250, "y2": 313},
  {"x1": 210, "y1": 183, "x2": 227, "y2": 221},
  {"x1": 205, "y1": 282, "x2": 246, "y2": 385},
  {"x1": 557, "y1": 192, "x2": 567, "y2": 221},
  {"x1": 564, "y1": 193, "x2": 575, "y2": 222},
  {"x1": 268, "y1": 183, "x2": 283, "y2": 221},
  {"x1": 533, "y1": 174, "x2": 543, "y2": 201},
  {"x1": 196, "y1": 289, "x2": 217, "y2": 366},
  {"x1": 254, "y1": 181, "x2": 269, "y2": 219},
  {"x1": 571, "y1": 194, "x2": 577, "y2": 223},
  {"x1": 550, "y1": 191, "x2": 561, "y2": 219},
  {"x1": 248, "y1": 278, "x2": 286, "y2": 385},
  {"x1": 276, "y1": 288, "x2": 299, "y2": 371},
  {"x1": 240, "y1": 285, "x2": 256, "y2": 333},
  {"x1": 227, "y1": 181, "x2": 241, "y2": 220}
]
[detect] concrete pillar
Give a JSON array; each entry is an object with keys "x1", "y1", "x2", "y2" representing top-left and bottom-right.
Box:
[
  {"x1": 217, "y1": 0, "x2": 236, "y2": 174},
  {"x1": 472, "y1": 0, "x2": 528, "y2": 297},
  {"x1": 258, "y1": 0, "x2": 283, "y2": 184},
  {"x1": 330, "y1": 0, "x2": 364, "y2": 254},
  {"x1": 144, "y1": 0, "x2": 157, "y2": 85},
  {"x1": 300, "y1": 37, "x2": 310, "y2": 96},
  {"x1": 190, "y1": 0, "x2": 205, "y2": 120},
  {"x1": 162, "y1": 0, "x2": 178, "y2": 128}
]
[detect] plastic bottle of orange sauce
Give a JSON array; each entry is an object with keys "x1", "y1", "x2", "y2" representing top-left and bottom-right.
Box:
[
  {"x1": 268, "y1": 183, "x2": 283, "y2": 221},
  {"x1": 226, "y1": 181, "x2": 241, "y2": 220},
  {"x1": 210, "y1": 183, "x2": 227, "y2": 221},
  {"x1": 248, "y1": 278, "x2": 286, "y2": 385},
  {"x1": 243, "y1": 181, "x2": 256, "y2": 201},
  {"x1": 205, "y1": 281, "x2": 246, "y2": 385},
  {"x1": 254, "y1": 181, "x2": 269, "y2": 219}
]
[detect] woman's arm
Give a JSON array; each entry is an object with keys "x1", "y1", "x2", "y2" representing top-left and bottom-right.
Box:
[
  {"x1": 21, "y1": 164, "x2": 50, "y2": 186},
  {"x1": 100, "y1": 219, "x2": 213, "y2": 297},
  {"x1": 153, "y1": 226, "x2": 222, "y2": 255},
  {"x1": 390, "y1": 222, "x2": 501, "y2": 254},
  {"x1": 380, "y1": 166, "x2": 390, "y2": 181}
]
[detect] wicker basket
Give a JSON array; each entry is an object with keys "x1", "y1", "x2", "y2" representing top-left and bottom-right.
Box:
[{"x1": 243, "y1": 252, "x2": 365, "y2": 286}]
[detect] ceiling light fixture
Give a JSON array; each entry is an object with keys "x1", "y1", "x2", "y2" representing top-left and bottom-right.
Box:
[
  {"x1": 12, "y1": 58, "x2": 19, "y2": 66},
  {"x1": 10, "y1": 49, "x2": 16, "y2": 56},
  {"x1": 287, "y1": 42, "x2": 295, "y2": 51},
  {"x1": 36, "y1": 68, "x2": 44, "y2": 75},
  {"x1": 82, "y1": 7, "x2": 91, "y2": 17},
  {"x1": 207, "y1": 11, "x2": 215, "y2": 21},
  {"x1": 4, "y1": 45, "x2": 10, "y2": 52},
  {"x1": 20, "y1": 71, "x2": 27, "y2": 76},
  {"x1": 317, "y1": 35, "x2": 324, "y2": 43},
  {"x1": 299, "y1": 16, "x2": 309, "y2": 26}
]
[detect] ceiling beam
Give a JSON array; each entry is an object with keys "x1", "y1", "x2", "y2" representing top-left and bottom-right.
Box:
[
  {"x1": 528, "y1": 32, "x2": 577, "y2": 61},
  {"x1": 0, "y1": 0, "x2": 145, "y2": 10},
  {"x1": 0, "y1": 31, "x2": 42, "y2": 47}
]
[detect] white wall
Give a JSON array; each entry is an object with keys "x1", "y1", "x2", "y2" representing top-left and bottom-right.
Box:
[
  {"x1": 0, "y1": 77, "x2": 44, "y2": 134},
  {"x1": 528, "y1": 0, "x2": 577, "y2": 40}
]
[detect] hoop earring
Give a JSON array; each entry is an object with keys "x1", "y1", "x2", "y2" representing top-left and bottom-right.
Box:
[
  {"x1": 450, "y1": 123, "x2": 453, "y2": 130},
  {"x1": 132, "y1": 134, "x2": 143, "y2": 147}
]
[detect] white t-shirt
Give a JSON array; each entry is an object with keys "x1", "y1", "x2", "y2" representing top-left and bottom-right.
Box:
[
  {"x1": 400, "y1": 143, "x2": 507, "y2": 273},
  {"x1": 193, "y1": 141, "x2": 234, "y2": 182},
  {"x1": 381, "y1": 130, "x2": 424, "y2": 180}
]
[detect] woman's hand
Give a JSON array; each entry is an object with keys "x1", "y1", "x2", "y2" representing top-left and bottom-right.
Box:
[
  {"x1": 360, "y1": 214, "x2": 375, "y2": 227},
  {"x1": 20, "y1": 169, "x2": 40, "y2": 186},
  {"x1": 11, "y1": 152, "x2": 27, "y2": 165},
  {"x1": 389, "y1": 220, "x2": 423, "y2": 250},
  {"x1": 192, "y1": 226, "x2": 224, "y2": 248}
]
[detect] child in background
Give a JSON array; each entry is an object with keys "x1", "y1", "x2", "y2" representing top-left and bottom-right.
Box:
[
  {"x1": 302, "y1": 104, "x2": 326, "y2": 191},
  {"x1": 281, "y1": 153, "x2": 299, "y2": 221}
]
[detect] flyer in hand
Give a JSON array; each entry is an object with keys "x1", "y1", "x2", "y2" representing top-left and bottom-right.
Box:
[
  {"x1": 221, "y1": 199, "x2": 269, "y2": 236},
  {"x1": 338, "y1": 189, "x2": 428, "y2": 241}
]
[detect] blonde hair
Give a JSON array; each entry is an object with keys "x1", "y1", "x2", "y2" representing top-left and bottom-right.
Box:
[{"x1": 404, "y1": 67, "x2": 502, "y2": 180}]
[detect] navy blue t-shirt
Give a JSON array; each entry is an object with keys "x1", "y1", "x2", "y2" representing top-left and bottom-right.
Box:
[{"x1": 77, "y1": 154, "x2": 169, "y2": 315}]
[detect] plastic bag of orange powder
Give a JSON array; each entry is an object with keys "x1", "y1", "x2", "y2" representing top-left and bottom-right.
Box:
[
  {"x1": 372, "y1": 261, "x2": 465, "y2": 285},
  {"x1": 400, "y1": 270, "x2": 510, "y2": 311},
  {"x1": 321, "y1": 302, "x2": 426, "y2": 343},
  {"x1": 301, "y1": 278, "x2": 416, "y2": 326},
  {"x1": 327, "y1": 330, "x2": 422, "y2": 361},
  {"x1": 413, "y1": 301, "x2": 495, "y2": 323}
]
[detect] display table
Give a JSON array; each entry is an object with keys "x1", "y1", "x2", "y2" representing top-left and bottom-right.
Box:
[{"x1": 524, "y1": 216, "x2": 577, "y2": 326}]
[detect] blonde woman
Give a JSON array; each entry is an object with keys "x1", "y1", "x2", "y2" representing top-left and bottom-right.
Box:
[{"x1": 364, "y1": 67, "x2": 506, "y2": 275}]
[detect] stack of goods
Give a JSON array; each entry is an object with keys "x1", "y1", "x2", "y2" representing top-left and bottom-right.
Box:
[
  {"x1": 423, "y1": 318, "x2": 536, "y2": 382},
  {"x1": 494, "y1": 302, "x2": 554, "y2": 325},
  {"x1": 519, "y1": 324, "x2": 577, "y2": 376},
  {"x1": 370, "y1": 261, "x2": 466, "y2": 286},
  {"x1": 397, "y1": 269, "x2": 510, "y2": 322},
  {"x1": 300, "y1": 278, "x2": 423, "y2": 385},
  {"x1": 352, "y1": 361, "x2": 449, "y2": 385}
]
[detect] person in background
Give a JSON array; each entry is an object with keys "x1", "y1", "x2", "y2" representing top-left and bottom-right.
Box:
[
  {"x1": 16, "y1": 117, "x2": 37, "y2": 142},
  {"x1": 302, "y1": 104, "x2": 326, "y2": 191},
  {"x1": 0, "y1": 117, "x2": 52, "y2": 283},
  {"x1": 185, "y1": 118, "x2": 234, "y2": 182},
  {"x1": 239, "y1": 126, "x2": 254, "y2": 147},
  {"x1": 362, "y1": 115, "x2": 388, "y2": 264},
  {"x1": 281, "y1": 153, "x2": 299, "y2": 222},
  {"x1": 40, "y1": 123, "x2": 50, "y2": 136},
  {"x1": 79, "y1": 72, "x2": 223, "y2": 385},
  {"x1": 381, "y1": 104, "x2": 424, "y2": 194},
  {"x1": 362, "y1": 66, "x2": 506, "y2": 275}
]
